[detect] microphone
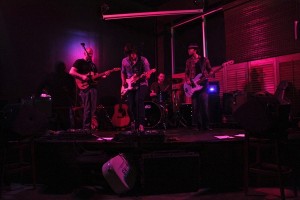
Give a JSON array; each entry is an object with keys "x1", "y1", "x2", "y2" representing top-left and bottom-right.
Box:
[{"x1": 80, "y1": 43, "x2": 85, "y2": 47}]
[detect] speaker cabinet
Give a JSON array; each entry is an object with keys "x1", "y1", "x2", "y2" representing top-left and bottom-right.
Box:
[
  {"x1": 209, "y1": 94, "x2": 221, "y2": 125},
  {"x1": 233, "y1": 95, "x2": 290, "y2": 138},
  {"x1": 141, "y1": 151, "x2": 200, "y2": 194}
]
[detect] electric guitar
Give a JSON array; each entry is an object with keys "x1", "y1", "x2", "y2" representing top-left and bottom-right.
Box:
[
  {"x1": 111, "y1": 100, "x2": 130, "y2": 128},
  {"x1": 184, "y1": 60, "x2": 234, "y2": 97},
  {"x1": 121, "y1": 68, "x2": 156, "y2": 97},
  {"x1": 75, "y1": 68, "x2": 120, "y2": 90}
]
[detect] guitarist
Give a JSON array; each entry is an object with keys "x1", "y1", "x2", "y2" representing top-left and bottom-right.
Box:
[
  {"x1": 185, "y1": 43, "x2": 212, "y2": 131},
  {"x1": 121, "y1": 44, "x2": 151, "y2": 133},
  {"x1": 69, "y1": 47, "x2": 99, "y2": 130}
]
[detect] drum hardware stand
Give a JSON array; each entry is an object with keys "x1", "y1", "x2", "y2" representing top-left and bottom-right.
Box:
[
  {"x1": 170, "y1": 89, "x2": 187, "y2": 128},
  {"x1": 95, "y1": 104, "x2": 113, "y2": 130},
  {"x1": 174, "y1": 110, "x2": 187, "y2": 128}
]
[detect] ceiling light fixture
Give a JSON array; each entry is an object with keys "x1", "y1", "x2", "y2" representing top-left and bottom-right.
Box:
[{"x1": 102, "y1": 9, "x2": 203, "y2": 20}]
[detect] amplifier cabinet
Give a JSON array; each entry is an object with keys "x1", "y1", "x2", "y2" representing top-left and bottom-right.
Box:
[{"x1": 140, "y1": 151, "x2": 200, "y2": 194}]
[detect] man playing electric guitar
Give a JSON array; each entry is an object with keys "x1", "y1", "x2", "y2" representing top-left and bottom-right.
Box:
[
  {"x1": 69, "y1": 47, "x2": 102, "y2": 130},
  {"x1": 185, "y1": 43, "x2": 213, "y2": 132},
  {"x1": 121, "y1": 44, "x2": 152, "y2": 132}
]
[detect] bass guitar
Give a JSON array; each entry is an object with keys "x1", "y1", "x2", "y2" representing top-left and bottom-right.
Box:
[
  {"x1": 76, "y1": 68, "x2": 120, "y2": 90},
  {"x1": 121, "y1": 68, "x2": 156, "y2": 97},
  {"x1": 184, "y1": 60, "x2": 234, "y2": 97}
]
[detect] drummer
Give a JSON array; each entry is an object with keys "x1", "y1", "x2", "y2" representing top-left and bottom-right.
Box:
[{"x1": 150, "y1": 72, "x2": 170, "y2": 104}]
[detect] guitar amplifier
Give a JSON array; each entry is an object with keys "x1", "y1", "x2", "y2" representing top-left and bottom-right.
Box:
[{"x1": 140, "y1": 151, "x2": 200, "y2": 194}]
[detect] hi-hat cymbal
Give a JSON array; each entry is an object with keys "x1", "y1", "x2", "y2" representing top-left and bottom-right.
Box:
[{"x1": 172, "y1": 78, "x2": 183, "y2": 84}]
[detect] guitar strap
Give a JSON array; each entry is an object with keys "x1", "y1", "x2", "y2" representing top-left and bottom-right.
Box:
[
  {"x1": 195, "y1": 57, "x2": 205, "y2": 75},
  {"x1": 197, "y1": 57, "x2": 209, "y2": 87}
]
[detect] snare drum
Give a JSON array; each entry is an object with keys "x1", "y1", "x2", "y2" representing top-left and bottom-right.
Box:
[{"x1": 144, "y1": 101, "x2": 165, "y2": 128}]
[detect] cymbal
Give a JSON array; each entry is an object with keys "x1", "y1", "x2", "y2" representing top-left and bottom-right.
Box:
[{"x1": 172, "y1": 78, "x2": 183, "y2": 84}]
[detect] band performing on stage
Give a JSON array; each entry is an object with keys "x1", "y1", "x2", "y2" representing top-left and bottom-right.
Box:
[{"x1": 55, "y1": 42, "x2": 226, "y2": 133}]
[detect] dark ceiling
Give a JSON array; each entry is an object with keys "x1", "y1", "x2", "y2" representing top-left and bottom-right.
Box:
[
  {"x1": 129, "y1": 0, "x2": 232, "y2": 10},
  {"x1": 129, "y1": 0, "x2": 171, "y2": 8}
]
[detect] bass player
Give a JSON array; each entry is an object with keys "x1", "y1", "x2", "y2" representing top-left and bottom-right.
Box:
[{"x1": 185, "y1": 43, "x2": 213, "y2": 131}]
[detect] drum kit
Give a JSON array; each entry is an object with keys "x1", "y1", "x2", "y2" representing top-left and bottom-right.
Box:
[
  {"x1": 144, "y1": 77, "x2": 189, "y2": 129},
  {"x1": 92, "y1": 77, "x2": 189, "y2": 130}
]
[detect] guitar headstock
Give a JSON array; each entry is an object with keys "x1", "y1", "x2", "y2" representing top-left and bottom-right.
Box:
[
  {"x1": 113, "y1": 68, "x2": 121, "y2": 71},
  {"x1": 221, "y1": 60, "x2": 235, "y2": 67},
  {"x1": 149, "y1": 68, "x2": 156, "y2": 73}
]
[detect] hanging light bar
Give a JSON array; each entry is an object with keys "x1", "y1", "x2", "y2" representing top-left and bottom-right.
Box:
[{"x1": 102, "y1": 9, "x2": 203, "y2": 20}]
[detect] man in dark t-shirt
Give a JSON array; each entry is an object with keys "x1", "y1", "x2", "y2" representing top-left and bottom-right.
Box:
[{"x1": 69, "y1": 47, "x2": 98, "y2": 129}]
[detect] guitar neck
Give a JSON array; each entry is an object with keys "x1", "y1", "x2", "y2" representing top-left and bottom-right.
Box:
[
  {"x1": 131, "y1": 69, "x2": 156, "y2": 82},
  {"x1": 92, "y1": 70, "x2": 112, "y2": 80}
]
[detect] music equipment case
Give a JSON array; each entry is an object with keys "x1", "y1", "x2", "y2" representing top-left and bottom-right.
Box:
[{"x1": 140, "y1": 151, "x2": 200, "y2": 194}]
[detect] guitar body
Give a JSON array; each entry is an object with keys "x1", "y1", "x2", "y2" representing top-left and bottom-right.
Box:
[
  {"x1": 75, "y1": 72, "x2": 96, "y2": 90},
  {"x1": 121, "y1": 68, "x2": 156, "y2": 97},
  {"x1": 75, "y1": 68, "x2": 121, "y2": 90},
  {"x1": 111, "y1": 103, "x2": 130, "y2": 128},
  {"x1": 184, "y1": 60, "x2": 235, "y2": 97},
  {"x1": 183, "y1": 73, "x2": 204, "y2": 97},
  {"x1": 120, "y1": 76, "x2": 137, "y2": 96}
]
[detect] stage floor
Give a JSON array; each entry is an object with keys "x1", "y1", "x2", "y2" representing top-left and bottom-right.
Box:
[{"x1": 3, "y1": 127, "x2": 300, "y2": 199}]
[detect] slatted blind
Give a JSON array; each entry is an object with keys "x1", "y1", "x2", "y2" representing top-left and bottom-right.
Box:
[
  {"x1": 224, "y1": 0, "x2": 297, "y2": 63},
  {"x1": 225, "y1": 63, "x2": 247, "y2": 92},
  {"x1": 214, "y1": 68, "x2": 224, "y2": 97}
]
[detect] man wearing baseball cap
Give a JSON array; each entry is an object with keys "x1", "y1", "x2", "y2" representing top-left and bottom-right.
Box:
[{"x1": 185, "y1": 43, "x2": 212, "y2": 131}]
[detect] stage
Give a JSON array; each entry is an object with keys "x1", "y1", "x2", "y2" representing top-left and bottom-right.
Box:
[
  {"x1": 34, "y1": 127, "x2": 300, "y2": 194},
  {"x1": 2, "y1": 126, "x2": 300, "y2": 199},
  {"x1": 34, "y1": 128, "x2": 247, "y2": 194}
]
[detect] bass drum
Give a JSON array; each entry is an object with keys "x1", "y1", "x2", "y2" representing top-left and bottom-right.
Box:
[{"x1": 144, "y1": 101, "x2": 165, "y2": 129}]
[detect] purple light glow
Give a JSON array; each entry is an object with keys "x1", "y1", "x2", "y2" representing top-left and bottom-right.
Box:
[
  {"x1": 50, "y1": 30, "x2": 100, "y2": 71},
  {"x1": 209, "y1": 87, "x2": 215, "y2": 92}
]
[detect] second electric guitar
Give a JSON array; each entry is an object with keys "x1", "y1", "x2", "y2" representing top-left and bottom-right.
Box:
[
  {"x1": 121, "y1": 68, "x2": 156, "y2": 96},
  {"x1": 183, "y1": 60, "x2": 234, "y2": 97}
]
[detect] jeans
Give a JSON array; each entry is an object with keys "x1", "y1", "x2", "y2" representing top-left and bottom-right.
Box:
[
  {"x1": 126, "y1": 85, "x2": 148, "y2": 126},
  {"x1": 79, "y1": 88, "x2": 97, "y2": 129}
]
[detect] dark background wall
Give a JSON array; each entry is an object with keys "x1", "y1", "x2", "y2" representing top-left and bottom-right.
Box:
[
  {"x1": 1, "y1": 0, "x2": 226, "y2": 106},
  {"x1": 1, "y1": 0, "x2": 299, "y2": 107},
  {"x1": 0, "y1": 0, "x2": 156, "y2": 105}
]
